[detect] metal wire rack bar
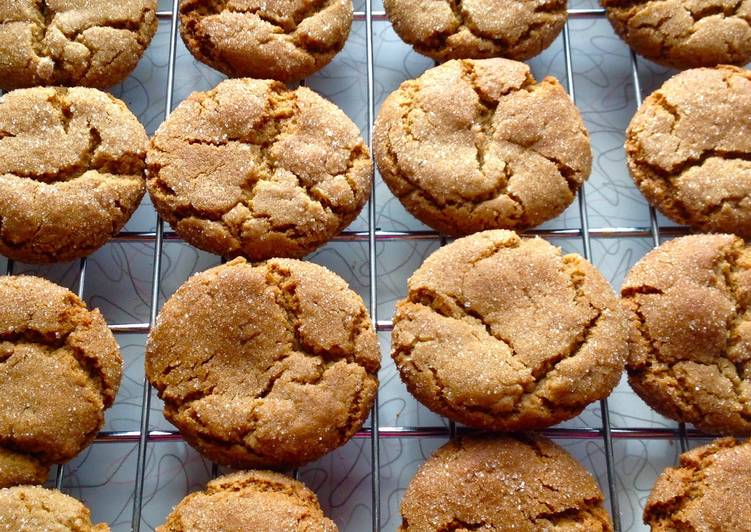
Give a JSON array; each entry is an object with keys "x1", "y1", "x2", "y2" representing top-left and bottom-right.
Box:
[
  {"x1": 154, "y1": 8, "x2": 608, "y2": 20},
  {"x1": 88, "y1": 426, "x2": 712, "y2": 444},
  {"x1": 111, "y1": 224, "x2": 692, "y2": 243},
  {"x1": 0, "y1": 2, "x2": 697, "y2": 530}
]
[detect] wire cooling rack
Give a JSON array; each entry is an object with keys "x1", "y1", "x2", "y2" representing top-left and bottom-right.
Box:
[{"x1": 2, "y1": 1, "x2": 723, "y2": 531}]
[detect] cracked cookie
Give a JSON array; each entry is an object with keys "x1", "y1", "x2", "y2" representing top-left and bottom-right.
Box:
[
  {"x1": 0, "y1": 275, "x2": 122, "y2": 488},
  {"x1": 0, "y1": 86, "x2": 148, "y2": 263},
  {"x1": 157, "y1": 470, "x2": 337, "y2": 531},
  {"x1": 0, "y1": 0, "x2": 157, "y2": 90},
  {"x1": 391, "y1": 230, "x2": 628, "y2": 430},
  {"x1": 179, "y1": 0, "x2": 352, "y2": 82},
  {"x1": 0, "y1": 485, "x2": 109, "y2": 531},
  {"x1": 621, "y1": 234, "x2": 751, "y2": 435},
  {"x1": 601, "y1": 0, "x2": 751, "y2": 69},
  {"x1": 399, "y1": 433, "x2": 613, "y2": 531},
  {"x1": 373, "y1": 59, "x2": 592, "y2": 236},
  {"x1": 626, "y1": 65, "x2": 751, "y2": 238},
  {"x1": 145, "y1": 257, "x2": 380, "y2": 469},
  {"x1": 384, "y1": 0, "x2": 567, "y2": 62},
  {"x1": 644, "y1": 437, "x2": 751, "y2": 530},
  {"x1": 146, "y1": 78, "x2": 372, "y2": 261}
]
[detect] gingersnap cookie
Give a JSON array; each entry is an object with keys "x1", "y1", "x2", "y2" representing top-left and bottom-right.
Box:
[
  {"x1": 392, "y1": 230, "x2": 628, "y2": 430},
  {"x1": 384, "y1": 0, "x2": 567, "y2": 62},
  {"x1": 626, "y1": 66, "x2": 751, "y2": 238},
  {"x1": 601, "y1": 0, "x2": 751, "y2": 69},
  {"x1": 0, "y1": 275, "x2": 122, "y2": 488},
  {"x1": 158, "y1": 470, "x2": 337, "y2": 531},
  {"x1": 179, "y1": 0, "x2": 352, "y2": 82},
  {"x1": 147, "y1": 78, "x2": 372, "y2": 261},
  {"x1": 621, "y1": 234, "x2": 751, "y2": 435},
  {"x1": 0, "y1": 485, "x2": 109, "y2": 531},
  {"x1": 146, "y1": 257, "x2": 379, "y2": 469},
  {"x1": 399, "y1": 434, "x2": 613, "y2": 531},
  {"x1": 644, "y1": 437, "x2": 751, "y2": 530},
  {"x1": 0, "y1": 86, "x2": 148, "y2": 263},
  {"x1": 0, "y1": 1, "x2": 157, "y2": 90},
  {"x1": 374, "y1": 59, "x2": 591, "y2": 236}
]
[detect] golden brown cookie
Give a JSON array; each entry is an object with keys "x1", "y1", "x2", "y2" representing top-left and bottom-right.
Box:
[
  {"x1": 179, "y1": 0, "x2": 352, "y2": 82},
  {"x1": 626, "y1": 66, "x2": 751, "y2": 238},
  {"x1": 384, "y1": 0, "x2": 567, "y2": 62},
  {"x1": 601, "y1": 0, "x2": 751, "y2": 69},
  {"x1": 157, "y1": 470, "x2": 337, "y2": 532},
  {"x1": 391, "y1": 230, "x2": 628, "y2": 430},
  {"x1": 0, "y1": 86, "x2": 148, "y2": 263},
  {"x1": 146, "y1": 78, "x2": 372, "y2": 261},
  {"x1": 0, "y1": 485, "x2": 109, "y2": 531},
  {"x1": 0, "y1": 448, "x2": 48, "y2": 489},
  {"x1": 374, "y1": 59, "x2": 591, "y2": 236},
  {"x1": 0, "y1": 275, "x2": 122, "y2": 488},
  {"x1": 0, "y1": 0, "x2": 157, "y2": 90},
  {"x1": 399, "y1": 434, "x2": 613, "y2": 531},
  {"x1": 644, "y1": 437, "x2": 751, "y2": 531},
  {"x1": 145, "y1": 257, "x2": 379, "y2": 469},
  {"x1": 621, "y1": 234, "x2": 751, "y2": 435}
]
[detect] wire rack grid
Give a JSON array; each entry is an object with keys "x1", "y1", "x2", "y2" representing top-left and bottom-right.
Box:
[{"x1": 2, "y1": 1, "x2": 714, "y2": 531}]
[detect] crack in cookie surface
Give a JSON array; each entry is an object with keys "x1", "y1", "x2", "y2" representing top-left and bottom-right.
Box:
[
  {"x1": 146, "y1": 78, "x2": 372, "y2": 261},
  {"x1": 145, "y1": 258, "x2": 380, "y2": 469},
  {"x1": 391, "y1": 230, "x2": 628, "y2": 430},
  {"x1": 626, "y1": 65, "x2": 751, "y2": 237},
  {"x1": 374, "y1": 58, "x2": 591, "y2": 236},
  {"x1": 0, "y1": 0, "x2": 158, "y2": 89}
]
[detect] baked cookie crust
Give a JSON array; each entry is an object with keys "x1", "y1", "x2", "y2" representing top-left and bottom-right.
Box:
[
  {"x1": 602, "y1": 0, "x2": 751, "y2": 69},
  {"x1": 391, "y1": 230, "x2": 628, "y2": 430},
  {"x1": 0, "y1": 86, "x2": 148, "y2": 263},
  {"x1": 0, "y1": 0, "x2": 157, "y2": 90},
  {"x1": 399, "y1": 434, "x2": 613, "y2": 531},
  {"x1": 621, "y1": 234, "x2": 751, "y2": 435},
  {"x1": 146, "y1": 78, "x2": 372, "y2": 261},
  {"x1": 158, "y1": 471, "x2": 337, "y2": 532},
  {"x1": 0, "y1": 275, "x2": 122, "y2": 488},
  {"x1": 384, "y1": 0, "x2": 567, "y2": 62},
  {"x1": 374, "y1": 59, "x2": 591, "y2": 235},
  {"x1": 146, "y1": 258, "x2": 380, "y2": 469},
  {"x1": 179, "y1": 0, "x2": 352, "y2": 82},
  {"x1": 626, "y1": 65, "x2": 751, "y2": 238}
]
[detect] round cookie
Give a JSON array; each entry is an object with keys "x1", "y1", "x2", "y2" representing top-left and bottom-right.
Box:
[
  {"x1": 374, "y1": 59, "x2": 591, "y2": 236},
  {"x1": 399, "y1": 434, "x2": 613, "y2": 531},
  {"x1": 626, "y1": 66, "x2": 751, "y2": 238},
  {"x1": 179, "y1": 0, "x2": 352, "y2": 82},
  {"x1": 0, "y1": 86, "x2": 148, "y2": 263},
  {"x1": 146, "y1": 78, "x2": 372, "y2": 261},
  {"x1": 0, "y1": 276, "x2": 122, "y2": 488},
  {"x1": 145, "y1": 257, "x2": 380, "y2": 469},
  {"x1": 384, "y1": 0, "x2": 567, "y2": 62},
  {"x1": 0, "y1": 485, "x2": 109, "y2": 531},
  {"x1": 621, "y1": 234, "x2": 751, "y2": 435},
  {"x1": 644, "y1": 437, "x2": 751, "y2": 531},
  {"x1": 157, "y1": 470, "x2": 337, "y2": 531},
  {"x1": 0, "y1": 0, "x2": 157, "y2": 90},
  {"x1": 391, "y1": 230, "x2": 628, "y2": 430},
  {"x1": 601, "y1": 0, "x2": 751, "y2": 69}
]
